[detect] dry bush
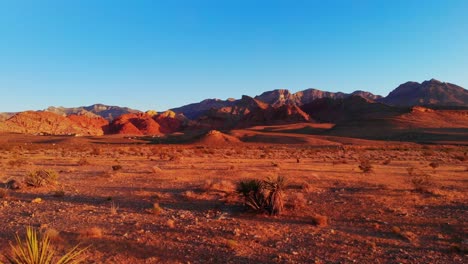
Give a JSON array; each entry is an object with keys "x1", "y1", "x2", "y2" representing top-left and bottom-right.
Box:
[
  {"x1": 7, "y1": 158, "x2": 28, "y2": 167},
  {"x1": 43, "y1": 228, "x2": 61, "y2": 242},
  {"x1": 201, "y1": 179, "x2": 235, "y2": 193},
  {"x1": 0, "y1": 188, "x2": 8, "y2": 198},
  {"x1": 151, "y1": 203, "x2": 163, "y2": 215},
  {"x1": 91, "y1": 147, "x2": 102, "y2": 156},
  {"x1": 300, "y1": 181, "x2": 312, "y2": 192},
  {"x1": 25, "y1": 169, "x2": 59, "y2": 187},
  {"x1": 110, "y1": 202, "x2": 119, "y2": 215},
  {"x1": 182, "y1": 191, "x2": 198, "y2": 200},
  {"x1": 288, "y1": 193, "x2": 307, "y2": 210},
  {"x1": 77, "y1": 158, "x2": 90, "y2": 166},
  {"x1": 166, "y1": 219, "x2": 175, "y2": 229},
  {"x1": 358, "y1": 158, "x2": 373, "y2": 173},
  {"x1": 112, "y1": 165, "x2": 122, "y2": 171},
  {"x1": 3, "y1": 179, "x2": 20, "y2": 190},
  {"x1": 382, "y1": 159, "x2": 392, "y2": 165},
  {"x1": 151, "y1": 165, "x2": 163, "y2": 173},
  {"x1": 311, "y1": 214, "x2": 328, "y2": 227},
  {"x1": 79, "y1": 227, "x2": 103, "y2": 239},
  {"x1": 51, "y1": 190, "x2": 65, "y2": 198},
  {"x1": 406, "y1": 167, "x2": 435, "y2": 193},
  {"x1": 428, "y1": 162, "x2": 439, "y2": 170}
]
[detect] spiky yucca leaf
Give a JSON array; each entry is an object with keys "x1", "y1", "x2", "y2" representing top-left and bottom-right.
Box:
[
  {"x1": 237, "y1": 179, "x2": 266, "y2": 211},
  {"x1": 5, "y1": 226, "x2": 87, "y2": 264},
  {"x1": 264, "y1": 176, "x2": 287, "y2": 215},
  {"x1": 237, "y1": 176, "x2": 288, "y2": 215}
]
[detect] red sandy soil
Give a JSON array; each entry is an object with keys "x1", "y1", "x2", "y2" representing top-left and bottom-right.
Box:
[{"x1": 0, "y1": 133, "x2": 466, "y2": 263}]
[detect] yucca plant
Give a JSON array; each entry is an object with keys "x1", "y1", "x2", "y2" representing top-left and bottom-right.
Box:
[
  {"x1": 264, "y1": 176, "x2": 288, "y2": 215},
  {"x1": 237, "y1": 176, "x2": 288, "y2": 216},
  {"x1": 5, "y1": 226, "x2": 87, "y2": 264},
  {"x1": 236, "y1": 179, "x2": 266, "y2": 211}
]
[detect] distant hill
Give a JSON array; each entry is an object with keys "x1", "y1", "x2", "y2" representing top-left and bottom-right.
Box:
[
  {"x1": 379, "y1": 79, "x2": 468, "y2": 107},
  {"x1": 45, "y1": 104, "x2": 141, "y2": 121},
  {"x1": 171, "y1": 99, "x2": 237, "y2": 119},
  {"x1": 0, "y1": 111, "x2": 108, "y2": 136},
  {"x1": 193, "y1": 95, "x2": 311, "y2": 130},
  {"x1": 255, "y1": 89, "x2": 382, "y2": 107}
]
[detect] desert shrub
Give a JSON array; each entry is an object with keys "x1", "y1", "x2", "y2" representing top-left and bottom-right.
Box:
[
  {"x1": 428, "y1": 162, "x2": 439, "y2": 170},
  {"x1": 263, "y1": 176, "x2": 287, "y2": 215},
  {"x1": 110, "y1": 202, "x2": 118, "y2": 215},
  {"x1": 382, "y1": 159, "x2": 392, "y2": 165},
  {"x1": 311, "y1": 214, "x2": 328, "y2": 227},
  {"x1": 7, "y1": 158, "x2": 28, "y2": 167},
  {"x1": 111, "y1": 165, "x2": 122, "y2": 171},
  {"x1": 237, "y1": 176, "x2": 287, "y2": 215},
  {"x1": 90, "y1": 148, "x2": 101, "y2": 156},
  {"x1": 201, "y1": 179, "x2": 235, "y2": 193},
  {"x1": 288, "y1": 193, "x2": 307, "y2": 210},
  {"x1": 77, "y1": 158, "x2": 90, "y2": 166},
  {"x1": 5, "y1": 226, "x2": 87, "y2": 264},
  {"x1": 237, "y1": 179, "x2": 267, "y2": 212},
  {"x1": 358, "y1": 158, "x2": 373, "y2": 173},
  {"x1": 79, "y1": 227, "x2": 102, "y2": 239},
  {"x1": 0, "y1": 188, "x2": 8, "y2": 198},
  {"x1": 25, "y1": 170, "x2": 59, "y2": 187},
  {"x1": 406, "y1": 167, "x2": 434, "y2": 193}
]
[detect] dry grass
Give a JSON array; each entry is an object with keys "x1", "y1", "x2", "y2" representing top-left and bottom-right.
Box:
[
  {"x1": 79, "y1": 227, "x2": 103, "y2": 239},
  {"x1": 406, "y1": 167, "x2": 435, "y2": 193},
  {"x1": 25, "y1": 169, "x2": 59, "y2": 187},
  {"x1": 151, "y1": 203, "x2": 163, "y2": 215},
  {"x1": 311, "y1": 214, "x2": 328, "y2": 227}
]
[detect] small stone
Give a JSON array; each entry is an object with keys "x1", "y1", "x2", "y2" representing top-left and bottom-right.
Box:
[{"x1": 32, "y1": 198, "x2": 42, "y2": 203}]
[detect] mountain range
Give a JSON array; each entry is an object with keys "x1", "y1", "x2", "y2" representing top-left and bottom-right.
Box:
[{"x1": 0, "y1": 79, "x2": 467, "y2": 142}]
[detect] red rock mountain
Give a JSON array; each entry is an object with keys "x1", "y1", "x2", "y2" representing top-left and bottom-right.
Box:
[
  {"x1": 0, "y1": 111, "x2": 108, "y2": 136},
  {"x1": 107, "y1": 111, "x2": 187, "y2": 135},
  {"x1": 194, "y1": 95, "x2": 311, "y2": 130},
  {"x1": 379, "y1": 79, "x2": 468, "y2": 107}
]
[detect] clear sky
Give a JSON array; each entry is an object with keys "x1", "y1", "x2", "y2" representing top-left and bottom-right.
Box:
[{"x1": 0, "y1": 0, "x2": 467, "y2": 112}]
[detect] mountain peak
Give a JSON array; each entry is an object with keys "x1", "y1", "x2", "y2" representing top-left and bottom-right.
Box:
[{"x1": 379, "y1": 79, "x2": 468, "y2": 106}]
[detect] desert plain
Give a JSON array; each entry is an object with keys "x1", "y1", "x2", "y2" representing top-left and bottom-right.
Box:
[{"x1": 0, "y1": 128, "x2": 466, "y2": 264}]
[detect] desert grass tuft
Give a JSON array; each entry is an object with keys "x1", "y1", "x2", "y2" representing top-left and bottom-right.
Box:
[
  {"x1": 151, "y1": 203, "x2": 163, "y2": 215},
  {"x1": 25, "y1": 169, "x2": 59, "y2": 188},
  {"x1": 358, "y1": 158, "x2": 373, "y2": 173},
  {"x1": 311, "y1": 214, "x2": 328, "y2": 227},
  {"x1": 110, "y1": 202, "x2": 119, "y2": 215},
  {"x1": 79, "y1": 227, "x2": 103, "y2": 239},
  {"x1": 5, "y1": 226, "x2": 87, "y2": 264},
  {"x1": 406, "y1": 167, "x2": 435, "y2": 193}
]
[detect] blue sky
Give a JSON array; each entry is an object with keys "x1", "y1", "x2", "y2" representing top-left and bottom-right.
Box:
[{"x1": 0, "y1": 0, "x2": 467, "y2": 112}]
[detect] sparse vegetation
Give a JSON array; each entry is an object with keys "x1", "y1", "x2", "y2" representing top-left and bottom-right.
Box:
[
  {"x1": 406, "y1": 167, "x2": 434, "y2": 193},
  {"x1": 111, "y1": 165, "x2": 122, "y2": 171},
  {"x1": 25, "y1": 169, "x2": 59, "y2": 187},
  {"x1": 311, "y1": 214, "x2": 328, "y2": 227},
  {"x1": 237, "y1": 176, "x2": 287, "y2": 215},
  {"x1": 358, "y1": 158, "x2": 373, "y2": 173},
  {"x1": 77, "y1": 158, "x2": 90, "y2": 166},
  {"x1": 5, "y1": 226, "x2": 87, "y2": 264},
  {"x1": 110, "y1": 202, "x2": 118, "y2": 215}
]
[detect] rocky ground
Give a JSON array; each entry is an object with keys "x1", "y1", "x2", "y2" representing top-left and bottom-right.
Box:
[{"x1": 0, "y1": 134, "x2": 466, "y2": 263}]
